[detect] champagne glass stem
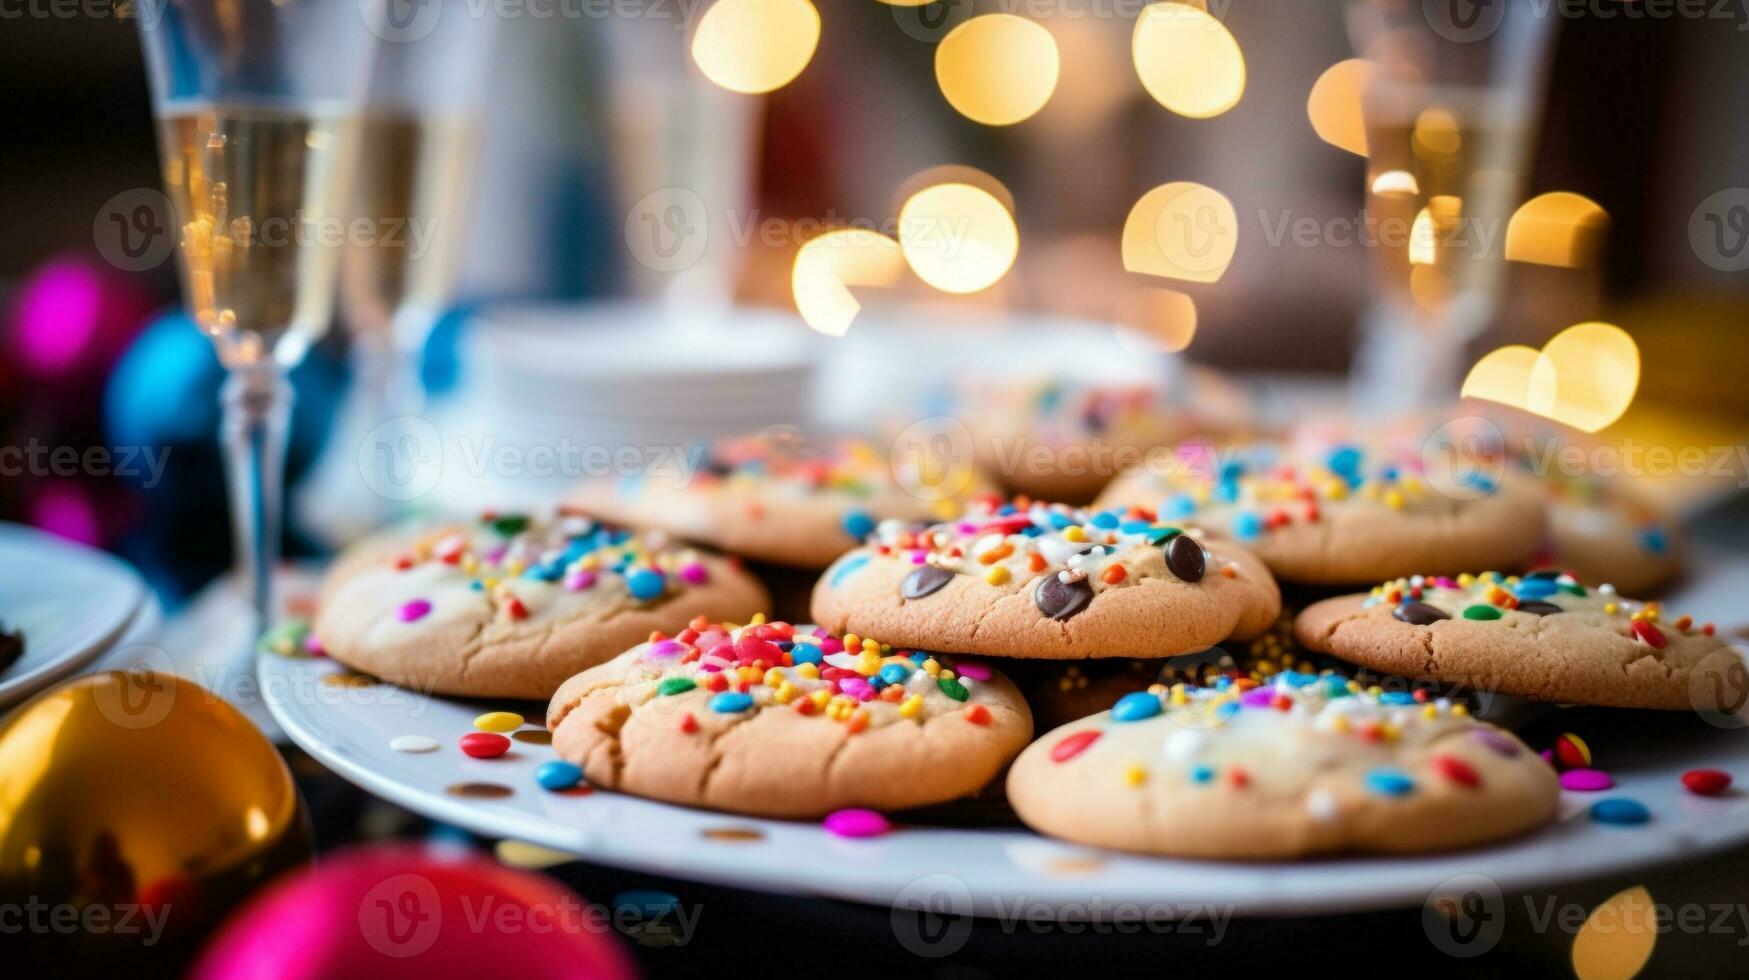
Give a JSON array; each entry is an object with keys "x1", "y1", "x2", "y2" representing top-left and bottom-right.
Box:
[{"x1": 220, "y1": 366, "x2": 293, "y2": 634}]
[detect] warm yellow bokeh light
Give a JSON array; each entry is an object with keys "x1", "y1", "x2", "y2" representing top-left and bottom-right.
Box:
[
  {"x1": 1307, "y1": 59, "x2": 1373, "y2": 156},
  {"x1": 1413, "y1": 107, "x2": 1463, "y2": 157},
  {"x1": 1371, "y1": 170, "x2": 1419, "y2": 196},
  {"x1": 1131, "y1": 2, "x2": 1246, "y2": 119},
  {"x1": 1121, "y1": 181, "x2": 1238, "y2": 284},
  {"x1": 1506, "y1": 191, "x2": 1611, "y2": 268},
  {"x1": 1408, "y1": 264, "x2": 1451, "y2": 312},
  {"x1": 1572, "y1": 886, "x2": 1658, "y2": 980},
  {"x1": 792, "y1": 228, "x2": 904, "y2": 336},
  {"x1": 1464, "y1": 322, "x2": 1640, "y2": 432},
  {"x1": 1116, "y1": 287, "x2": 1198, "y2": 352},
  {"x1": 1409, "y1": 207, "x2": 1437, "y2": 265},
  {"x1": 690, "y1": 0, "x2": 820, "y2": 95},
  {"x1": 898, "y1": 183, "x2": 1019, "y2": 294},
  {"x1": 935, "y1": 14, "x2": 1060, "y2": 126}
]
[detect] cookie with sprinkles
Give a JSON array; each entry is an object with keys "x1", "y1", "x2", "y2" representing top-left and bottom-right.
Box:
[
  {"x1": 1092, "y1": 440, "x2": 1547, "y2": 585},
  {"x1": 1294, "y1": 571, "x2": 1740, "y2": 711},
  {"x1": 1535, "y1": 474, "x2": 1684, "y2": 596},
  {"x1": 1006, "y1": 674, "x2": 1558, "y2": 858},
  {"x1": 314, "y1": 511, "x2": 769, "y2": 699},
  {"x1": 544, "y1": 619, "x2": 1032, "y2": 818},
  {"x1": 568, "y1": 432, "x2": 994, "y2": 570},
  {"x1": 955, "y1": 369, "x2": 1254, "y2": 505},
  {"x1": 810, "y1": 498, "x2": 1280, "y2": 660}
]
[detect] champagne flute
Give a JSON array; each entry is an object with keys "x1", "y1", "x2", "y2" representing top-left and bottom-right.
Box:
[
  {"x1": 341, "y1": 4, "x2": 497, "y2": 423},
  {"x1": 137, "y1": 0, "x2": 379, "y2": 633}
]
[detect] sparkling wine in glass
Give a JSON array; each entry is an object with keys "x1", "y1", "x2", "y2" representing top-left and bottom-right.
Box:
[{"x1": 138, "y1": 0, "x2": 379, "y2": 636}]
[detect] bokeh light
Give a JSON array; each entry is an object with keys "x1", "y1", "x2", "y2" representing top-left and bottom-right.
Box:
[
  {"x1": 1132, "y1": 2, "x2": 1246, "y2": 119},
  {"x1": 791, "y1": 228, "x2": 904, "y2": 336},
  {"x1": 1115, "y1": 287, "x2": 1198, "y2": 352},
  {"x1": 1121, "y1": 181, "x2": 1238, "y2": 283},
  {"x1": 1571, "y1": 886, "x2": 1658, "y2": 980},
  {"x1": 898, "y1": 182, "x2": 1019, "y2": 294},
  {"x1": 1506, "y1": 191, "x2": 1611, "y2": 268},
  {"x1": 1307, "y1": 59, "x2": 1373, "y2": 156},
  {"x1": 1412, "y1": 107, "x2": 1462, "y2": 158},
  {"x1": 690, "y1": 0, "x2": 821, "y2": 95},
  {"x1": 1464, "y1": 321, "x2": 1640, "y2": 432},
  {"x1": 1371, "y1": 170, "x2": 1419, "y2": 196},
  {"x1": 935, "y1": 14, "x2": 1060, "y2": 126}
]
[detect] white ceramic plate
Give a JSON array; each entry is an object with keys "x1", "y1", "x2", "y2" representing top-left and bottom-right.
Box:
[
  {"x1": 0, "y1": 523, "x2": 149, "y2": 707},
  {"x1": 261, "y1": 622, "x2": 1749, "y2": 918}
]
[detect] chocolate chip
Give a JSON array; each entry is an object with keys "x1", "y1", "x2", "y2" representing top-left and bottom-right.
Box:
[
  {"x1": 1164, "y1": 533, "x2": 1206, "y2": 582},
  {"x1": 1393, "y1": 601, "x2": 1451, "y2": 626},
  {"x1": 900, "y1": 564, "x2": 955, "y2": 600},
  {"x1": 1514, "y1": 600, "x2": 1564, "y2": 616},
  {"x1": 1034, "y1": 573, "x2": 1094, "y2": 620}
]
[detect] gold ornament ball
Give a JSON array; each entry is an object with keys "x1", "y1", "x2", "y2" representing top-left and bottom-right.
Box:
[{"x1": 0, "y1": 670, "x2": 312, "y2": 974}]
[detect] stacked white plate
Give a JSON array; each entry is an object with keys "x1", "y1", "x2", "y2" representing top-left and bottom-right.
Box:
[
  {"x1": 428, "y1": 301, "x2": 818, "y2": 513},
  {"x1": 0, "y1": 523, "x2": 151, "y2": 709}
]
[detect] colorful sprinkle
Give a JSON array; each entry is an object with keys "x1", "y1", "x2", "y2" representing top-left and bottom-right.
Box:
[
  {"x1": 937, "y1": 677, "x2": 969, "y2": 702},
  {"x1": 459, "y1": 732, "x2": 511, "y2": 759},
  {"x1": 841, "y1": 509, "x2": 876, "y2": 540},
  {"x1": 398, "y1": 599, "x2": 432, "y2": 622},
  {"x1": 1560, "y1": 768, "x2": 1614, "y2": 792},
  {"x1": 1051, "y1": 730, "x2": 1101, "y2": 762},
  {"x1": 1110, "y1": 691, "x2": 1163, "y2": 723},
  {"x1": 1461, "y1": 604, "x2": 1502, "y2": 621},
  {"x1": 709, "y1": 691, "x2": 754, "y2": 713},
  {"x1": 626, "y1": 568, "x2": 666, "y2": 601},
  {"x1": 1681, "y1": 769, "x2": 1731, "y2": 796},
  {"x1": 1589, "y1": 798, "x2": 1650, "y2": 826},
  {"x1": 823, "y1": 808, "x2": 891, "y2": 838},
  {"x1": 658, "y1": 677, "x2": 697, "y2": 696},
  {"x1": 1554, "y1": 733, "x2": 1592, "y2": 769},
  {"x1": 473, "y1": 711, "x2": 524, "y2": 733},
  {"x1": 389, "y1": 735, "x2": 438, "y2": 753},
  {"x1": 535, "y1": 760, "x2": 584, "y2": 791},
  {"x1": 1364, "y1": 768, "x2": 1416, "y2": 797}
]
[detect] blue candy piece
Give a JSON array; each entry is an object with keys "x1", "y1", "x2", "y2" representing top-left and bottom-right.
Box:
[
  {"x1": 1190, "y1": 764, "x2": 1216, "y2": 784},
  {"x1": 1378, "y1": 690, "x2": 1417, "y2": 706},
  {"x1": 1515, "y1": 577, "x2": 1557, "y2": 600},
  {"x1": 997, "y1": 503, "x2": 1018, "y2": 516},
  {"x1": 1326, "y1": 445, "x2": 1363, "y2": 478},
  {"x1": 842, "y1": 509, "x2": 876, "y2": 540},
  {"x1": 535, "y1": 760, "x2": 584, "y2": 791},
  {"x1": 828, "y1": 553, "x2": 871, "y2": 588},
  {"x1": 879, "y1": 663, "x2": 912, "y2": 686},
  {"x1": 1365, "y1": 768, "x2": 1416, "y2": 797},
  {"x1": 1277, "y1": 670, "x2": 1317, "y2": 689},
  {"x1": 1090, "y1": 511, "x2": 1121, "y2": 530},
  {"x1": 709, "y1": 691, "x2": 754, "y2": 714},
  {"x1": 1640, "y1": 527, "x2": 1668, "y2": 555},
  {"x1": 789, "y1": 642, "x2": 823, "y2": 666},
  {"x1": 1161, "y1": 494, "x2": 1197, "y2": 519},
  {"x1": 1047, "y1": 511, "x2": 1075, "y2": 529},
  {"x1": 1110, "y1": 691, "x2": 1163, "y2": 723},
  {"x1": 1232, "y1": 511, "x2": 1264, "y2": 541},
  {"x1": 1590, "y1": 798, "x2": 1651, "y2": 826},
  {"x1": 1213, "y1": 480, "x2": 1240, "y2": 504},
  {"x1": 625, "y1": 567, "x2": 666, "y2": 601},
  {"x1": 1119, "y1": 519, "x2": 1153, "y2": 535},
  {"x1": 1324, "y1": 676, "x2": 1353, "y2": 698}
]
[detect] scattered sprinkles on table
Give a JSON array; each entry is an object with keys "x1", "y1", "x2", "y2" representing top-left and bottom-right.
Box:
[
  {"x1": 831, "y1": 496, "x2": 1238, "y2": 622},
  {"x1": 1360, "y1": 570, "x2": 1716, "y2": 643}
]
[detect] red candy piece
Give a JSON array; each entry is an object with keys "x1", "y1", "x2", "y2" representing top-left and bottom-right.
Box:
[
  {"x1": 680, "y1": 712, "x2": 699, "y2": 734},
  {"x1": 1681, "y1": 769, "x2": 1732, "y2": 796},
  {"x1": 1431, "y1": 754, "x2": 1481, "y2": 788},
  {"x1": 1631, "y1": 620, "x2": 1667, "y2": 649},
  {"x1": 1051, "y1": 730, "x2": 1101, "y2": 763},
  {"x1": 736, "y1": 637, "x2": 782, "y2": 665},
  {"x1": 460, "y1": 732, "x2": 510, "y2": 759}
]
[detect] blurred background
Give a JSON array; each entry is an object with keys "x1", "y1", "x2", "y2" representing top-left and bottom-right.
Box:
[{"x1": 2, "y1": 0, "x2": 1747, "y2": 608}]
